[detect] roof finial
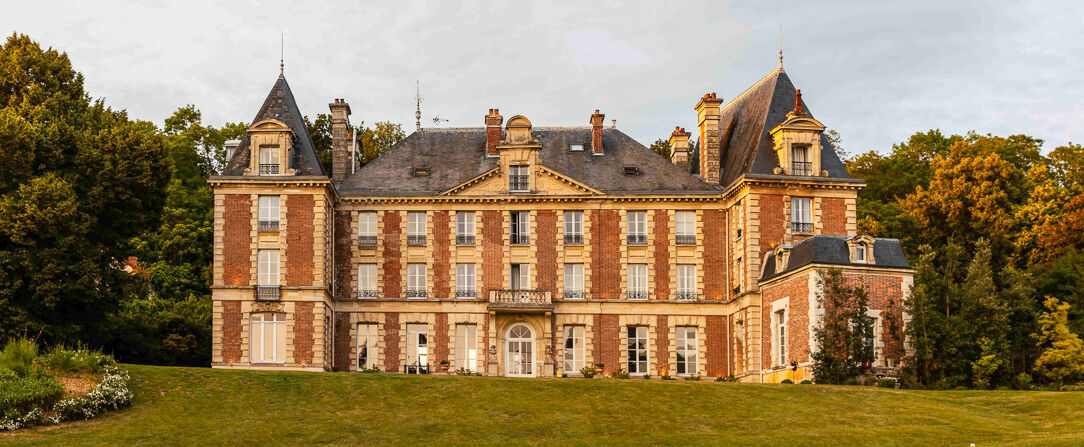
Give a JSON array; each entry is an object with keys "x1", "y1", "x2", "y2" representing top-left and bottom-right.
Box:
[
  {"x1": 279, "y1": 33, "x2": 284, "y2": 77},
  {"x1": 415, "y1": 80, "x2": 422, "y2": 131},
  {"x1": 778, "y1": 25, "x2": 783, "y2": 68}
]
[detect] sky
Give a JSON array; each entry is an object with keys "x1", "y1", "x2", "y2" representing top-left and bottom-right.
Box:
[{"x1": 3, "y1": 0, "x2": 1082, "y2": 154}]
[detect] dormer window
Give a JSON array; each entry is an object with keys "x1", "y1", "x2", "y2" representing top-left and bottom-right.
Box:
[
  {"x1": 570, "y1": 144, "x2": 584, "y2": 152},
  {"x1": 848, "y1": 235, "x2": 876, "y2": 264},
  {"x1": 509, "y1": 165, "x2": 529, "y2": 192},
  {"x1": 259, "y1": 145, "x2": 280, "y2": 175},
  {"x1": 791, "y1": 144, "x2": 811, "y2": 176},
  {"x1": 623, "y1": 166, "x2": 640, "y2": 176},
  {"x1": 412, "y1": 167, "x2": 430, "y2": 177}
]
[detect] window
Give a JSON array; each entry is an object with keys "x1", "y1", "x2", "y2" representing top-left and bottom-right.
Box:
[
  {"x1": 510, "y1": 264, "x2": 530, "y2": 290},
  {"x1": 675, "y1": 211, "x2": 695, "y2": 245},
  {"x1": 358, "y1": 212, "x2": 377, "y2": 246},
  {"x1": 406, "y1": 324, "x2": 428, "y2": 368},
  {"x1": 791, "y1": 198, "x2": 812, "y2": 233},
  {"x1": 357, "y1": 264, "x2": 377, "y2": 298},
  {"x1": 563, "y1": 326, "x2": 585, "y2": 373},
  {"x1": 356, "y1": 323, "x2": 377, "y2": 370},
  {"x1": 563, "y1": 263, "x2": 584, "y2": 299},
  {"x1": 456, "y1": 324, "x2": 478, "y2": 372},
  {"x1": 622, "y1": 166, "x2": 640, "y2": 176},
  {"x1": 855, "y1": 244, "x2": 867, "y2": 263},
  {"x1": 570, "y1": 144, "x2": 584, "y2": 152},
  {"x1": 510, "y1": 211, "x2": 529, "y2": 245},
  {"x1": 627, "y1": 326, "x2": 648, "y2": 374},
  {"x1": 792, "y1": 144, "x2": 811, "y2": 175},
  {"x1": 735, "y1": 201, "x2": 744, "y2": 240},
  {"x1": 676, "y1": 264, "x2": 696, "y2": 300},
  {"x1": 563, "y1": 211, "x2": 583, "y2": 244},
  {"x1": 627, "y1": 264, "x2": 647, "y2": 300},
  {"x1": 776, "y1": 310, "x2": 788, "y2": 366},
  {"x1": 412, "y1": 167, "x2": 429, "y2": 177},
  {"x1": 257, "y1": 250, "x2": 279, "y2": 286},
  {"x1": 456, "y1": 212, "x2": 475, "y2": 245},
  {"x1": 407, "y1": 263, "x2": 427, "y2": 298},
  {"x1": 509, "y1": 165, "x2": 529, "y2": 192},
  {"x1": 250, "y1": 312, "x2": 285, "y2": 363},
  {"x1": 627, "y1": 211, "x2": 646, "y2": 245},
  {"x1": 456, "y1": 264, "x2": 476, "y2": 298},
  {"x1": 407, "y1": 212, "x2": 426, "y2": 245},
  {"x1": 258, "y1": 196, "x2": 279, "y2": 231},
  {"x1": 676, "y1": 327, "x2": 698, "y2": 375},
  {"x1": 258, "y1": 145, "x2": 279, "y2": 175}
]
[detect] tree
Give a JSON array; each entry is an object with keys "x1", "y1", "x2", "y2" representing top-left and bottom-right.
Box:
[
  {"x1": 1015, "y1": 144, "x2": 1084, "y2": 265},
  {"x1": 305, "y1": 115, "x2": 405, "y2": 173},
  {"x1": 811, "y1": 269, "x2": 875, "y2": 384},
  {"x1": 648, "y1": 139, "x2": 670, "y2": 158},
  {"x1": 0, "y1": 34, "x2": 171, "y2": 344},
  {"x1": 825, "y1": 129, "x2": 846, "y2": 160},
  {"x1": 1032, "y1": 297, "x2": 1084, "y2": 387}
]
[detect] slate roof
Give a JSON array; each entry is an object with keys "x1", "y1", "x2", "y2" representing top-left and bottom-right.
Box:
[
  {"x1": 221, "y1": 75, "x2": 325, "y2": 177},
  {"x1": 759, "y1": 235, "x2": 911, "y2": 282},
  {"x1": 338, "y1": 127, "x2": 719, "y2": 196},
  {"x1": 706, "y1": 68, "x2": 853, "y2": 188}
]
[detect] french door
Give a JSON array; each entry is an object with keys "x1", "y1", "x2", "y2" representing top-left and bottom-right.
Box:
[{"x1": 506, "y1": 324, "x2": 534, "y2": 377}]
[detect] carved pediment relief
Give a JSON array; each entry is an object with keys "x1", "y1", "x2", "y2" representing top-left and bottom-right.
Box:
[
  {"x1": 440, "y1": 165, "x2": 601, "y2": 196},
  {"x1": 503, "y1": 115, "x2": 537, "y2": 145}
]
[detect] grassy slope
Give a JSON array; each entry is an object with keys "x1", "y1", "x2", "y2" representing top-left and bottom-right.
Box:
[{"x1": 3, "y1": 364, "x2": 1083, "y2": 446}]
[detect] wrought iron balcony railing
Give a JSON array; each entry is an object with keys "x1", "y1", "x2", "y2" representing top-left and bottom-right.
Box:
[
  {"x1": 675, "y1": 234, "x2": 696, "y2": 246},
  {"x1": 357, "y1": 290, "x2": 379, "y2": 299},
  {"x1": 455, "y1": 289, "x2": 477, "y2": 299},
  {"x1": 456, "y1": 235, "x2": 475, "y2": 246},
  {"x1": 510, "y1": 234, "x2": 530, "y2": 245},
  {"x1": 357, "y1": 235, "x2": 377, "y2": 246},
  {"x1": 792, "y1": 161, "x2": 812, "y2": 176},
  {"x1": 259, "y1": 163, "x2": 280, "y2": 175},
  {"x1": 406, "y1": 289, "x2": 428, "y2": 299},
  {"x1": 258, "y1": 220, "x2": 279, "y2": 231},
  {"x1": 791, "y1": 222, "x2": 814, "y2": 233},
  {"x1": 489, "y1": 289, "x2": 552, "y2": 308},
  {"x1": 509, "y1": 176, "x2": 529, "y2": 192},
  {"x1": 562, "y1": 290, "x2": 585, "y2": 299},
  {"x1": 254, "y1": 285, "x2": 281, "y2": 301},
  {"x1": 407, "y1": 235, "x2": 427, "y2": 246},
  {"x1": 564, "y1": 234, "x2": 583, "y2": 245},
  {"x1": 627, "y1": 234, "x2": 647, "y2": 245},
  {"x1": 674, "y1": 291, "x2": 699, "y2": 301},
  {"x1": 626, "y1": 290, "x2": 649, "y2": 300}
]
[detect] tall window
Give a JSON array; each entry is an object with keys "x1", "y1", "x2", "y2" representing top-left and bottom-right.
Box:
[
  {"x1": 357, "y1": 264, "x2": 377, "y2": 298},
  {"x1": 358, "y1": 211, "x2": 377, "y2": 246},
  {"x1": 258, "y1": 196, "x2": 280, "y2": 231},
  {"x1": 563, "y1": 326, "x2": 585, "y2": 373},
  {"x1": 676, "y1": 327, "x2": 697, "y2": 375},
  {"x1": 250, "y1": 313, "x2": 285, "y2": 363},
  {"x1": 407, "y1": 212, "x2": 426, "y2": 245},
  {"x1": 456, "y1": 212, "x2": 475, "y2": 245},
  {"x1": 855, "y1": 244, "x2": 867, "y2": 263},
  {"x1": 675, "y1": 211, "x2": 695, "y2": 245},
  {"x1": 792, "y1": 144, "x2": 811, "y2": 175},
  {"x1": 510, "y1": 211, "x2": 529, "y2": 245},
  {"x1": 456, "y1": 263, "x2": 476, "y2": 298},
  {"x1": 735, "y1": 201, "x2": 744, "y2": 240},
  {"x1": 627, "y1": 211, "x2": 647, "y2": 245},
  {"x1": 776, "y1": 310, "x2": 788, "y2": 366},
  {"x1": 258, "y1": 145, "x2": 279, "y2": 175},
  {"x1": 356, "y1": 323, "x2": 377, "y2": 370},
  {"x1": 456, "y1": 324, "x2": 478, "y2": 372},
  {"x1": 563, "y1": 263, "x2": 584, "y2": 299},
  {"x1": 791, "y1": 198, "x2": 812, "y2": 233},
  {"x1": 406, "y1": 324, "x2": 428, "y2": 368},
  {"x1": 257, "y1": 250, "x2": 279, "y2": 286},
  {"x1": 510, "y1": 264, "x2": 530, "y2": 290},
  {"x1": 676, "y1": 264, "x2": 696, "y2": 300},
  {"x1": 563, "y1": 211, "x2": 583, "y2": 245},
  {"x1": 407, "y1": 263, "x2": 427, "y2": 298},
  {"x1": 627, "y1": 264, "x2": 647, "y2": 300},
  {"x1": 509, "y1": 165, "x2": 529, "y2": 192},
  {"x1": 627, "y1": 326, "x2": 648, "y2": 374}
]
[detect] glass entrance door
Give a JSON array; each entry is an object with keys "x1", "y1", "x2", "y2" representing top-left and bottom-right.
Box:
[{"x1": 506, "y1": 324, "x2": 534, "y2": 377}]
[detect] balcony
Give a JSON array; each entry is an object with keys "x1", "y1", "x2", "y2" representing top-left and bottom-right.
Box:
[
  {"x1": 489, "y1": 289, "x2": 552, "y2": 310},
  {"x1": 455, "y1": 289, "x2": 477, "y2": 299},
  {"x1": 626, "y1": 290, "x2": 649, "y2": 300},
  {"x1": 357, "y1": 235, "x2": 377, "y2": 247},
  {"x1": 254, "y1": 285, "x2": 281, "y2": 301},
  {"x1": 407, "y1": 235, "x2": 427, "y2": 246},
  {"x1": 627, "y1": 234, "x2": 647, "y2": 245},
  {"x1": 406, "y1": 290, "x2": 428, "y2": 299},
  {"x1": 258, "y1": 220, "x2": 279, "y2": 232},
  {"x1": 510, "y1": 233, "x2": 530, "y2": 246},
  {"x1": 791, "y1": 222, "x2": 813, "y2": 233},
  {"x1": 357, "y1": 289, "x2": 378, "y2": 299},
  {"x1": 456, "y1": 235, "x2": 475, "y2": 246},
  {"x1": 675, "y1": 234, "x2": 696, "y2": 246},
  {"x1": 674, "y1": 291, "x2": 699, "y2": 301},
  {"x1": 562, "y1": 290, "x2": 585, "y2": 299},
  {"x1": 792, "y1": 161, "x2": 812, "y2": 176},
  {"x1": 509, "y1": 175, "x2": 529, "y2": 192},
  {"x1": 564, "y1": 234, "x2": 583, "y2": 245},
  {"x1": 259, "y1": 163, "x2": 280, "y2": 175}
]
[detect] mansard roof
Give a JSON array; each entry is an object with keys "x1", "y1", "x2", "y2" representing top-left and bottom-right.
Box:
[
  {"x1": 221, "y1": 75, "x2": 325, "y2": 177},
  {"x1": 759, "y1": 235, "x2": 911, "y2": 282},
  {"x1": 691, "y1": 68, "x2": 852, "y2": 187},
  {"x1": 337, "y1": 127, "x2": 719, "y2": 196}
]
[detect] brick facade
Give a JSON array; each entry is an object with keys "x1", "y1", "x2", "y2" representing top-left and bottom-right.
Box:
[
  {"x1": 702, "y1": 209, "x2": 725, "y2": 300},
  {"x1": 482, "y1": 210, "x2": 503, "y2": 295},
  {"x1": 589, "y1": 210, "x2": 620, "y2": 299},
  {"x1": 334, "y1": 210, "x2": 352, "y2": 301},
  {"x1": 432, "y1": 211, "x2": 450, "y2": 299},
  {"x1": 656, "y1": 315, "x2": 669, "y2": 374},
  {"x1": 434, "y1": 313, "x2": 449, "y2": 365},
  {"x1": 535, "y1": 210, "x2": 558, "y2": 292},
  {"x1": 334, "y1": 311, "x2": 351, "y2": 371},
  {"x1": 221, "y1": 301, "x2": 241, "y2": 363},
  {"x1": 706, "y1": 315, "x2": 727, "y2": 377},
  {"x1": 294, "y1": 301, "x2": 315, "y2": 365},
  {"x1": 382, "y1": 212, "x2": 402, "y2": 298},
  {"x1": 821, "y1": 198, "x2": 847, "y2": 236},
  {"x1": 285, "y1": 195, "x2": 315, "y2": 286},
  {"x1": 652, "y1": 211, "x2": 671, "y2": 300},
  {"x1": 759, "y1": 194, "x2": 785, "y2": 255},
  {"x1": 594, "y1": 314, "x2": 619, "y2": 371},
  {"x1": 384, "y1": 313, "x2": 400, "y2": 372},
  {"x1": 222, "y1": 195, "x2": 251, "y2": 286},
  {"x1": 760, "y1": 272, "x2": 810, "y2": 369}
]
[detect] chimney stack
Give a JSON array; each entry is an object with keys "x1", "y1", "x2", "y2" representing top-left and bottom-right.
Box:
[
  {"x1": 668, "y1": 126, "x2": 691, "y2": 168},
  {"x1": 590, "y1": 110, "x2": 605, "y2": 154},
  {"x1": 485, "y1": 109, "x2": 503, "y2": 157},
  {"x1": 695, "y1": 92, "x2": 724, "y2": 184},
  {"x1": 329, "y1": 98, "x2": 352, "y2": 182}
]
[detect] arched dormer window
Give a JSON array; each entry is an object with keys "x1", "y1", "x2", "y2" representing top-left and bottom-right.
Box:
[
  {"x1": 244, "y1": 119, "x2": 295, "y2": 176},
  {"x1": 847, "y1": 235, "x2": 876, "y2": 264},
  {"x1": 768, "y1": 89, "x2": 826, "y2": 177}
]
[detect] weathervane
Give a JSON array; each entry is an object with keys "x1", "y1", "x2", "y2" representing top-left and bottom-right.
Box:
[
  {"x1": 415, "y1": 80, "x2": 422, "y2": 131},
  {"x1": 778, "y1": 25, "x2": 783, "y2": 68},
  {"x1": 279, "y1": 33, "x2": 285, "y2": 77}
]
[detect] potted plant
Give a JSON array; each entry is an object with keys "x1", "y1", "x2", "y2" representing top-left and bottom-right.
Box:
[{"x1": 440, "y1": 360, "x2": 450, "y2": 373}]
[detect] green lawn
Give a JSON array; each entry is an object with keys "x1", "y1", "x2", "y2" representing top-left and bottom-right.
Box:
[{"x1": 3, "y1": 365, "x2": 1083, "y2": 446}]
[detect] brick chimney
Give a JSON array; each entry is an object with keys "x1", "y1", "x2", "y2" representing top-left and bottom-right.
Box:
[
  {"x1": 485, "y1": 108, "x2": 503, "y2": 157},
  {"x1": 695, "y1": 93, "x2": 724, "y2": 184},
  {"x1": 590, "y1": 110, "x2": 605, "y2": 154},
  {"x1": 668, "y1": 126, "x2": 691, "y2": 168},
  {"x1": 329, "y1": 98, "x2": 352, "y2": 182}
]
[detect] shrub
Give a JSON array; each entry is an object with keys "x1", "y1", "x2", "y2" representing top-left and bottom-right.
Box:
[
  {"x1": 580, "y1": 366, "x2": 596, "y2": 379},
  {"x1": 612, "y1": 369, "x2": 630, "y2": 379},
  {"x1": 878, "y1": 378, "x2": 897, "y2": 389},
  {"x1": 661, "y1": 375, "x2": 676, "y2": 381},
  {"x1": 683, "y1": 375, "x2": 701, "y2": 381},
  {"x1": 843, "y1": 378, "x2": 860, "y2": 386},
  {"x1": 51, "y1": 365, "x2": 132, "y2": 422},
  {"x1": 780, "y1": 379, "x2": 794, "y2": 384},
  {"x1": 800, "y1": 380, "x2": 813, "y2": 384},
  {"x1": 0, "y1": 374, "x2": 64, "y2": 419},
  {"x1": 1012, "y1": 373, "x2": 1033, "y2": 390},
  {"x1": 39, "y1": 346, "x2": 110, "y2": 374},
  {"x1": 714, "y1": 376, "x2": 724, "y2": 382},
  {"x1": 643, "y1": 374, "x2": 651, "y2": 379},
  {"x1": 1060, "y1": 383, "x2": 1084, "y2": 392},
  {"x1": 0, "y1": 339, "x2": 38, "y2": 376}
]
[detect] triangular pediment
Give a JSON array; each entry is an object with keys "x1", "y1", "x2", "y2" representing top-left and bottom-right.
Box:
[{"x1": 440, "y1": 165, "x2": 602, "y2": 196}]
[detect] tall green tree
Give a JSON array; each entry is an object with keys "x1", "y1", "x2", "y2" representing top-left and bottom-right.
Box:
[
  {"x1": 1032, "y1": 297, "x2": 1084, "y2": 387},
  {"x1": 811, "y1": 269, "x2": 875, "y2": 384},
  {"x1": 0, "y1": 34, "x2": 170, "y2": 344}
]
